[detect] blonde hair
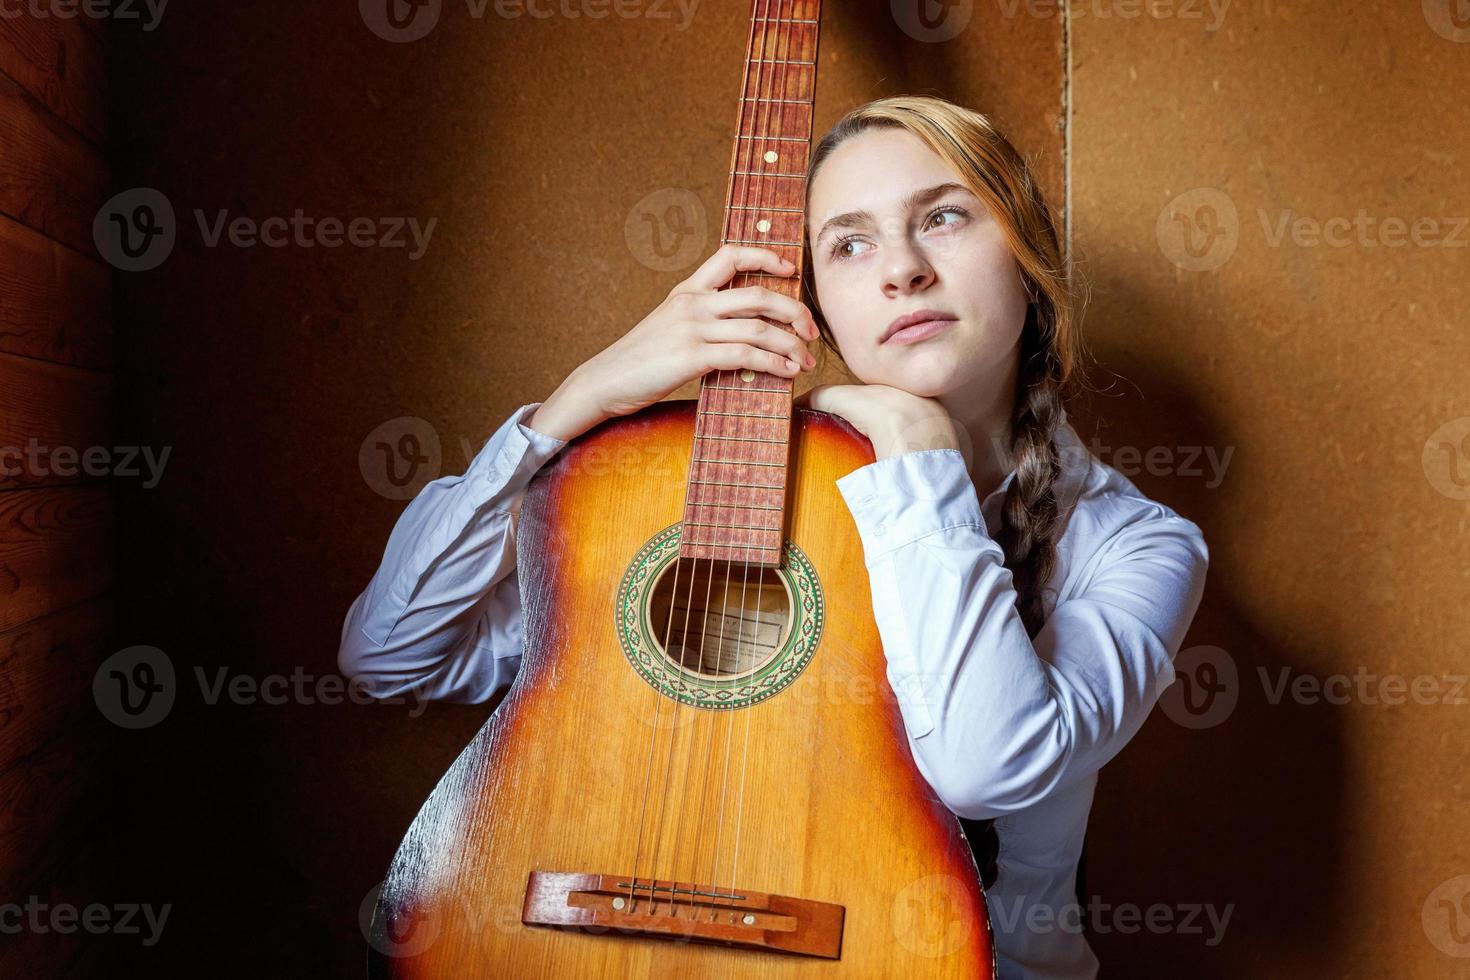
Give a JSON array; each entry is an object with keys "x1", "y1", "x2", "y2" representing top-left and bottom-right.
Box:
[{"x1": 801, "y1": 95, "x2": 1092, "y2": 639}]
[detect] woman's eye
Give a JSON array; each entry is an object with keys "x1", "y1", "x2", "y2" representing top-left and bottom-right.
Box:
[{"x1": 927, "y1": 206, "x2": 966, "y2": 230}]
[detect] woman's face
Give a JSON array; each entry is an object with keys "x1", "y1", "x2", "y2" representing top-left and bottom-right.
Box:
[{"x1": 806, "y1": 127, "x2": 1031, "y2": 399}]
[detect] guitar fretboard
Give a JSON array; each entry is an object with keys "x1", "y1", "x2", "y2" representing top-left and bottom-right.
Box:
[{"x1": 680, "y1": 0, "x2": 821, "y2": 568}]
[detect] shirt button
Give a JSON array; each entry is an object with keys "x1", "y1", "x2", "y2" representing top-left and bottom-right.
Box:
[{"x1": 873, "y1": 523, "x2": 886, "y2": 536}]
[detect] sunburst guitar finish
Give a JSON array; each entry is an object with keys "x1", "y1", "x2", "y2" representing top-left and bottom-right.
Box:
[{"x1": 367, "y1": 401, "x2": 994, "y2": 977}]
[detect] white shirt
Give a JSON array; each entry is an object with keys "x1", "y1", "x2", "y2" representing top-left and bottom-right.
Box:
[{"x1": 339, "y1": 400, "x2": 1210, "y2": 980}]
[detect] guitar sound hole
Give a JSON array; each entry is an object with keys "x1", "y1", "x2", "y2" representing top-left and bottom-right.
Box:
[{"x1": 648, "y1": 557, "x2": 792, "y2": 680}]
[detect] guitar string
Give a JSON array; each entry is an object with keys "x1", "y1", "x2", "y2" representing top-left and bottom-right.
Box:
[
  {"x1": 626, "y1": 0, "x2": 770, "y2": 909},
  {"x1": 695, "y1": 0, "x2": 778, "y2": 919},
  {"x1": 624, "y1": 342, "x2": 703, "y2": 912},
  {"x1": 674, "y1": 0, "x2": 780, "y2": 918},
  {"x1": 726, "y1": 0, "x2": 798, "y2": 919}
]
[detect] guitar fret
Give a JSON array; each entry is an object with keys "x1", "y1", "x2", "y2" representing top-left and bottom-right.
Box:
[
  {"x1": 697, "y1": 434, "x2": 788, "y2": 445},
  {"x1": 730, "y1": 169, "x2": 804, "y2": 178},
  {"x1": 692, "y1": 457, "x2": 785, "y2": 468},
  {"x1": 683, "y1": 520, "x2": 782, "y2": 532},
  {"x1": 689, "y1": 477, "x2": 785, "y2": 490},
  {"x1": 736, "y1": 135, "x2": 811, "y2": 144},
  {"x1": 703, "y1": 410, "x2": 789, "y2": 419},
  {"x1": 723, "y1": 237, "x2": 802, "y2": 246},
  {"x1": 702, "y1": 383, "x2": 789, "y2": 393},
  {"x1": 739, "y1": 97, "x2": 813, "y2": 106},
  {"x1": 753, "y1": 17, "x2": 818, "y2": 24},
  {"x1": 749, "y1": 58, "x2": 815, "y2": 65},
  {"x1": 688, "y1": 500, "x2": 783, "y2": 512},
  {"x1": 727, "y1": 204, "x2": 803, "y2": 213}
]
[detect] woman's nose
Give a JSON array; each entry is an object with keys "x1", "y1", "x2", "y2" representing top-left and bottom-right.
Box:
[{"x1": 882, "y1": 240, "x2": 936, "y2": 295}]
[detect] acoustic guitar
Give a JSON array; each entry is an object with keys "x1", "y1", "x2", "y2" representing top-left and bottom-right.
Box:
[{"x1": 368, "y1": 2, "x2": 996, "y2": 975}]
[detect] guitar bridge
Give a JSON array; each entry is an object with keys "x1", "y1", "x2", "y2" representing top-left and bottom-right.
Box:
[{"x1": 522, "y1": 870, "x2": 844, "y2": 959}]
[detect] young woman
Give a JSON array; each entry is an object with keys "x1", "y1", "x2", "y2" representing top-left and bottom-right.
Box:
[{"x1": 339, "y1": 95, "x2": 1210, "y2": 979}]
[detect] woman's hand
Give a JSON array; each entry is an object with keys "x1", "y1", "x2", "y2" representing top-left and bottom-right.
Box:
[
  {"x1": 529, "y1": 244, "x2": 819, "y2": 442},
  {"x1": 796, "y1": 383, "x2": 964, "y2": 462}
]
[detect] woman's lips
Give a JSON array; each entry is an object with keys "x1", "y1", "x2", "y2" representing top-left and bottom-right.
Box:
[{"x1": 883, "y1": 316, "x2": 957, "y2": 345}]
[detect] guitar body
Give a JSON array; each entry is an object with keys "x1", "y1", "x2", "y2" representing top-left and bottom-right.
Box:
[{"x1": 368, "y1": 400, "x2": 994, "y2": 977}]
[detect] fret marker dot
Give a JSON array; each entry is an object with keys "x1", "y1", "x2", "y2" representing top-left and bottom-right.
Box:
[
  {"x1": 739, "y1": 369, "x2": 755, "y2": 382},
  {"x1": 764, "y1": 150, "x2": 778, "y2": 163},
  {"x1": 756, "y1": 219, "x2": 771, "y2": 233}
]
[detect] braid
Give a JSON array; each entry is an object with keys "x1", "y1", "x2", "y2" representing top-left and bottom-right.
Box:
[
  {"x1": 994, "y1": 320, "x2": 1067, "y2": 639},
  {"x1": 964, "y1": 317, "x2": 1069, "y2": 891}
]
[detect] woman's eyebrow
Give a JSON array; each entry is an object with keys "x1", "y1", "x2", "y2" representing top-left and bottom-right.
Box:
[{"x1": 812, "y1": 181, "x2": 972, "y2": 245}]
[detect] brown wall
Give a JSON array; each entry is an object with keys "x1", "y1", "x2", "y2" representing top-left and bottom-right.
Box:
[
  {"x1": 82, "y1": 1, "x2": 1470, "y2": 976},
  {"x1": 0, "y1": 12, "x2": 116, "y2": 975}
]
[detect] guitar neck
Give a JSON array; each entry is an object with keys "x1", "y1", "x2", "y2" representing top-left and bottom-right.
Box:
[{"x1": 679, "y1": 0, "x2": 823, "y2": 568}]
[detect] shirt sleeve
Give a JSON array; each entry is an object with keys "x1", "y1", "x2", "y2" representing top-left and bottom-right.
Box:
[
  {"x1": 337, "y1": 402, "x2": 569, "y2": 704},
  {"x1": 834, "y1": 448, "x2": 1210, "y2": 821}
]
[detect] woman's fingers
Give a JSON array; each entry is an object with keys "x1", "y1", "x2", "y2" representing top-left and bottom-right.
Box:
[
  {"x1": 683, "y1": 244, "x2": 795, "y2": 293},
  {"x1": 703, "y1": 342, "x2": 804, "y2": 378},
  {"x1": 700, "y1": 318, "x2": 814, "y2": 368},
  {"x1": 702, "y1": 286, "x2": 817, "y2": 341}
]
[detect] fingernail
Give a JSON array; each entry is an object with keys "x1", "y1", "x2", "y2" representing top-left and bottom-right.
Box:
[{"x1": 785, "y1": 358, "x2": 800, "y2": 372}]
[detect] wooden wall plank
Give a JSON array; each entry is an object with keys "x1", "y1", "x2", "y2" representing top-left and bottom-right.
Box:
[
  {"x1": 0, "y1": 12, "x2": 106, "y2": 145},
  {"x1": 0, "y1": 485, "x2": 112, "y2": 633},
  {"x1": 0, "y1": 351, "x2": 112, "y2": 492},
  {"x1": 0, "y1": 71, "x2": 107, "y2": 258},
  {"x1": 0, "y1": 214, "x2": 110, "y2": 370},
  {"x1": 0, "y1": 596, "x2": 113, "y2": 901}
]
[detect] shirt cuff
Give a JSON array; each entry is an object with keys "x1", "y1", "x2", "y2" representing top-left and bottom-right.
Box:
[
  {"x1": 466, "y1": 401, "x2": 569, "y2": 498},
  {"x1": 834, "y1": 449, "x2": 987, "y2": 562}
]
